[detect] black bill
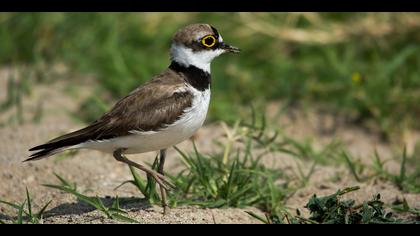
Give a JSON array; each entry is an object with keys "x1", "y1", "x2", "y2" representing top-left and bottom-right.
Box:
[{"x1": 220, "y1": 42, "x2": 240, "y2": 53}]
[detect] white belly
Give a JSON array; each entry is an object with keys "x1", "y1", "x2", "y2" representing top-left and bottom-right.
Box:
[{"x1": 78, "y1": 89, "x2": 211, "y2": 154}]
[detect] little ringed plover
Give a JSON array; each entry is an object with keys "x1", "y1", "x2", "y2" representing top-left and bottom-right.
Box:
[{"x1": 27, "y1": 23, "x2": 240, "y2": 213}]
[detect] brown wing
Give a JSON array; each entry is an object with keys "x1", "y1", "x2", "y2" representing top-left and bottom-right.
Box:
[
  {"x1": 28, "y1": 69, "x2": 192, "y2": 160},
  {"x1": 88, "y1": 81, "x2": 193, "y2": 139}
]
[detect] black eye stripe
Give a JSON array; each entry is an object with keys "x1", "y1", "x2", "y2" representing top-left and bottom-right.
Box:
[{"x1": 210, "y1": 26, "x2": 219, "y2": 39}]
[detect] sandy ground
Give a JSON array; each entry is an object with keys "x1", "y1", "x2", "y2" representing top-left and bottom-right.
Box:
[{"x1": 0, "y1": 68, "x2": 419, "y2": 224}]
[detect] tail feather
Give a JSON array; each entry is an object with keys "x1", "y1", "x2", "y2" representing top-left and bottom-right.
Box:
[
  {"x1": 29, "y1": 143, "x2": 60, "y2": 152},
  {"x1": 29, "y1": 126, "x2": 95, "y2": 152},
  {"x1": 27, "y1": 141, "x2": 77, "y2": 162},
  {"x1": 28, "y1": 139, "x2": 78, "y2": 152},
  {"x1": 27, "y1": 126, "x2": 95, "y2": 161},
  {"x1": 25, "y1": 147, "x2": 67, "y2": 162}
]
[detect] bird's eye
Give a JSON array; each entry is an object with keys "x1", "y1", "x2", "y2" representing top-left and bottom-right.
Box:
[{"x1": 201, "y1": 35, "x2": 216, "y2": 48}]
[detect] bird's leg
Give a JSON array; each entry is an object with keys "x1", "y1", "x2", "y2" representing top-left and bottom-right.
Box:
[
  {"x1": 158, "y1": 149, "x2": 166, "y2": 174},
  {"x1": 113, "y1": 148, "x2": 174, "y2": 191},
  {"x1": 158, "y1": 149, "x2": 169, "y2": 214}
]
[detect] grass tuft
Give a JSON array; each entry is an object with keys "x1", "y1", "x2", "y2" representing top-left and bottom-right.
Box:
[
  {"x1": 44, "y1": 173, "x2": 138, "y2": 223},
  {"x1": 122, "y1": 116, "x2": 294, "y2": 217},
  {"x1": 0, "y1": 187, "x2": 51, "y2": 224}
]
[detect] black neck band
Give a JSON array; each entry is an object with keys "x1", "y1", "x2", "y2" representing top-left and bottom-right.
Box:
[{"x1": 169, "y1": 61, "x2": 211, "y2": 91}]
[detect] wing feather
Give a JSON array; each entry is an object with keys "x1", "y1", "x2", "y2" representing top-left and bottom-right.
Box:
[{"x1": 27, "y1": 69, "x2": 192, "y2": 160}]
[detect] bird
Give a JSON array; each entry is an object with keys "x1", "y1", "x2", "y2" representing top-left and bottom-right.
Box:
[{"x1": 26, "y1": 23, "x2": 240, "y2": 213}]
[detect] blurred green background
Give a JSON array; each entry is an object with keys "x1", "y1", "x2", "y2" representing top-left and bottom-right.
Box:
[{"x1": 1, "y1": 12, "x2": 420, "y2": 138}]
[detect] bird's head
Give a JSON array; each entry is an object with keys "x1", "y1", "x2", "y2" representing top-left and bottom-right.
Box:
[{"x1": 170, "y1": 23, "x2": 240, "y2": 73}]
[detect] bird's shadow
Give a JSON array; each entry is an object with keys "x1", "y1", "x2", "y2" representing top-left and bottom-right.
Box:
[
  {"x1": 44, "y1": 197, "x2": 153, "y2": 218},
  {"x1": 0, "y1": 197, "x2": 153, "y2": 223},
  {"x1": 0, "y1": 213, "x2": 13, "y2": 222}
]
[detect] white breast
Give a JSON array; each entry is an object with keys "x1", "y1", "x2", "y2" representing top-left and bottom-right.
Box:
[{"x1": 79, "y1": 87, "x2": 211, "y2": 154}]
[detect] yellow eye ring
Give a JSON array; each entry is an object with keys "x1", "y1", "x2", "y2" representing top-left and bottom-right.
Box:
[{"x1": 201, "y1": 35, "x2": 216, "y2": 48}]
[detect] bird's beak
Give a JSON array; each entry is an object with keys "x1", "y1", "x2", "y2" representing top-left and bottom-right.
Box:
[{"x1": 220, "y1": 42, "x2": 240, "y2": 54}]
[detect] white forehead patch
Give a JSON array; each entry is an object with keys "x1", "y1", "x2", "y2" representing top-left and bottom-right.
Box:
[{"x1": 218, "y1": 34, "x2": 223, "y2": 42}]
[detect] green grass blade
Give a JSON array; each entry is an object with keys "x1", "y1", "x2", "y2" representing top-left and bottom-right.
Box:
[
  {"x1": 111, "y1": 195, "x2": 120, "y2": 210},
  {"x1": 0, "y1": 199, "x2": 21, "y2": 210},
  {"x1": 110, "y1": 213, "x2": 139, "y2": 223},
  {"x1": 16, "y1": 200, "x2": 25, "y2": 224},
  {"x1": 398, "y1": 147, "x2": 407, "y2": 185},
  {"x1": 129, "y1": 166, "x2": 147, "y2": 194},
  {"x1": 53, "y1": 173, "x2": 76, "y2": 190},
  {"x1": 225, "y1": 159, "x2": 238, "y2": 201},
  {"x1": 246, "y1": 211, "x2": 269, "y2": 224},
  {"x1": 36, "y1": 200, "x2": 52, "y2": 220},
  {"x1": 43, "y1": 184, "x2": 103, "y2": 210},
  {"x1": 174, "y1": 145, "x2": 193, "y2": 168},
  {"x1": 342, "y1": 151, "x2": 362, "y2": 182},
  {"x1": 25, "y1": 187, "x2": 32, "y2": 218},
  {"x1": 337, "y1": 186, "x2": 360, "y2": 196},
  {"x1": 109, "y1": 196, "x2": 129, "y2": 215},
  {"x1": 113, "y1": 180, "x2": 135, "y2": 191}
]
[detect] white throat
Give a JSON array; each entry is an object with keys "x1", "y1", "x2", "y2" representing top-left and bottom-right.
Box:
[{"x1": 170, "y1": 43, "x2": 224, "y2": 73}]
